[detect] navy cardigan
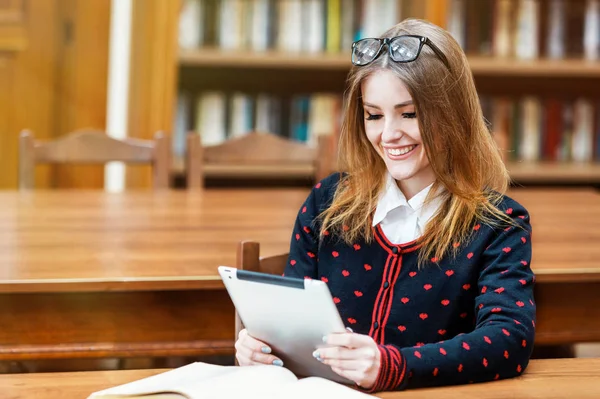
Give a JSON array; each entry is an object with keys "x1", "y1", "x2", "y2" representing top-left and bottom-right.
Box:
[{"x1": 283, "y1": 173, "x2": 536, "y2": 392}]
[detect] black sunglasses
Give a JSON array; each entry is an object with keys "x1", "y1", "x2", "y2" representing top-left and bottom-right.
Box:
[{"x1": 351, "y1": 35, "x2": 450, "y2": 70}]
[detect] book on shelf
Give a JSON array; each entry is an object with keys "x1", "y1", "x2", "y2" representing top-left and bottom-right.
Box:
[
  {"x1": 178, "y1": 0, "x2": 600, "y2": 61},
  {"x1": 194, "y1": 92, "x2": 228, "y2": 146},
  {"x1": 173, "y1": 92, "x2": 191, "y2": 158},
  {"x1": 483, "y1": 95, "x2": 600, "y2": 163},
  {"x1": 87, "y1": 361, "x2": 371, "y2": 399},
  {"x1": 178, "y1": 0, "x2": 203, "y2": 49},
  {"x1": 177, "y1": 91, "x2": 342, "y2": 148},
  {"x1": 178, "y1": 0, "x2": 429, "y2": 54},
  {"x1": 452, "y1": 0, "x2": 599, "y2": 60}
]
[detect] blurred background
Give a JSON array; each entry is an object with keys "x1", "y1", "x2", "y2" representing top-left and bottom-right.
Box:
[
  {"x1": 0, "y1": 0, "x2": 599, "y2": 373},
  {"x1": 0, "y1": 0, "x2": 599, "y2": 190}
]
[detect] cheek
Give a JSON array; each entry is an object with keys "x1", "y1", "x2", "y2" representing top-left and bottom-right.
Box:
[
  {"x1": 406, "y1": 120, "x2": 421, "y2": 140},
  {"x1": 364, "y1": 123, "x2": 381, "y2": 146},
  {"x1": 416, "y1": 142, "x2": 431, "y2": 169}
]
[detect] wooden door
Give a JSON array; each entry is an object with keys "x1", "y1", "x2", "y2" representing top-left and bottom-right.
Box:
[
  {"x1": 0, "y1": 0, "x2": 60, "y2": 188},
  {"x1": 0, "y1": 0, "x2": 109, "y2": 189}
]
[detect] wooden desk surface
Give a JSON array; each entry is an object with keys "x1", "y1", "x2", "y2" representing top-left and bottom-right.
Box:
[
  {"x1": 2, "y1": 359, "x2": 599, "y2": 399},
  {"x1": 0, "y1": 189, "x2": 307, "y2": 292},
  {"x1": 0, "y1": 188, "x2": 598, "y2": 293}
]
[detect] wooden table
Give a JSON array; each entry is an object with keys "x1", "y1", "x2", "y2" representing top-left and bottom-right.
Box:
[
  {"x1": 2, "y1": 358, "x2": 599, "y2": 399},
  {"x1": 0, "y1": 188, "x2": 598, "y2": 363},
  {"x1": 0, "y1": 189, "x2": 307, "y2": 361}
]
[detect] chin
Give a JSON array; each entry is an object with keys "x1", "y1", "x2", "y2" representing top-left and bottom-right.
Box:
[{"x1": 385, "y1": 161, "x2": 420, "y2": 182}]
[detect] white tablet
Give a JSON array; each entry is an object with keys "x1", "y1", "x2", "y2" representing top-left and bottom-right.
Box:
[{"x1": 218, "y1": 266, "x2": 353, "y2": 384}]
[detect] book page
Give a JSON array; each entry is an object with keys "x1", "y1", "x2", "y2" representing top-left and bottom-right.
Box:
[{"x1": 88, "y1": 362, "x2": 299, "y2": 399}]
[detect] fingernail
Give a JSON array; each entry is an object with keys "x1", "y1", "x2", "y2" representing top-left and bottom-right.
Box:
[
  {"x1": 322, "y1": 335, "x2": 328, "y2": 343},
  {"x1": 313, "y1": 351, "x2": 323, "y2": 362},
  {"x1": 272, "y1": 359, "x2": 283, "y2": 367},
  {"x1": 346, "y1": 327, "x2": 353, "y2": 333},
  {"x1": 261, "y1": 346, "x2": 271, "y2": 354}
]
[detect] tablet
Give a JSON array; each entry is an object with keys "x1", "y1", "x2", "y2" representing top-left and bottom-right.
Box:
[{"x1": 218, "y1": 266, "x2": 353, "y2": 384}]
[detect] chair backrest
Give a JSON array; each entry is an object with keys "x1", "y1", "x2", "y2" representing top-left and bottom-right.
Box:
[
  {"x1": 186, "y1": 131, "x2": 334, "y2": 189},
  {"x1": 234, "y1": 240, "x2": 289, "y2": 343},
  {"x1": 19, "y1": 129, "x2": 171, "y2": 189}
]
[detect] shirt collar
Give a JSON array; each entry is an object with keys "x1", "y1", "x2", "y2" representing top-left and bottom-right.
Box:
[{"x1": 372, "y1": 173, "x2": 441, "y2": 227}]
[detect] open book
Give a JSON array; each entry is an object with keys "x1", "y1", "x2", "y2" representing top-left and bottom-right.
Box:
[{"x1": 88, "y1": 362, "x2": 374, "y2": 399}]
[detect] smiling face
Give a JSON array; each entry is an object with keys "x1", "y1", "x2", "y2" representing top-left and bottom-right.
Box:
[{"x1": 361, "y1": 69, "x2": 436, "y2": 199}]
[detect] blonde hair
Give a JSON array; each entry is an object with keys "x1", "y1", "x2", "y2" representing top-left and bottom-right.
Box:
[{"x1": 320, "y1": 19, "x2": 513, "y2": 266}]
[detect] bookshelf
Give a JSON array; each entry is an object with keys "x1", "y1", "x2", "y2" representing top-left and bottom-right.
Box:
[
  {"x1": 171, "y1": 0, "x2": 600, "y2": 188},
  {"x1": 172, "y1": 156, "x2": 600, "y2": 185},
  {"x1": 506, "y1": 162, "x2": 600, "y2": 184},
  {"x1": 180, "y1": 49, "x2": 600, "y2": 78}
]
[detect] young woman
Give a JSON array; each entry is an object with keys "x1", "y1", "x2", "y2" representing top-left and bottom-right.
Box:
[{"x1": 235, "y1": 19, "x2": 535, "y2": 392}]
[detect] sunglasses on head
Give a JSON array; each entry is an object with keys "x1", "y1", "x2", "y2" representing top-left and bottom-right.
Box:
[{"x1": 351, "y1": 35, "x2": 450, "y2": 70}]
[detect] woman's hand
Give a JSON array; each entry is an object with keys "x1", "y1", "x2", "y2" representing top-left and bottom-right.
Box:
[
  {"x1": 234, "y1": 329, "x2": 284, "y2": 367},
  {"x1": 313, "y1": 332, "x2": 381, "y2": 389}
]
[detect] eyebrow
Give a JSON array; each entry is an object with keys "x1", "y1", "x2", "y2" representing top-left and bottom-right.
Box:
[{"x1": 362, "y1": 101, "x2": 413, "y2": 110}]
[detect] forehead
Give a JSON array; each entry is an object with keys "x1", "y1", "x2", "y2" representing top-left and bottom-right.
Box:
[{"x1": 360, "y1": 69, "x2": 412, "y2": 104}]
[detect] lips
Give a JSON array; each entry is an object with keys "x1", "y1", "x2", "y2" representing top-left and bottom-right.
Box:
[
  {"x1": 386, "y1": 144, "x2": 416, "y2": 156},
  {"x1": 382, "y1": 143, "x2": 418, "y2": 160}
]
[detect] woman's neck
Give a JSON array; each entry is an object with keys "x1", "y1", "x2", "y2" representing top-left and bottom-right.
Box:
[{"x1": 396, "y1": 167, "x2": 436, "y2": 200}]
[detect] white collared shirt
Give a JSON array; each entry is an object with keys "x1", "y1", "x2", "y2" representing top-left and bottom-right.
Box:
[{"x1": 372, "y1": 173, "x2": 443, "y2": 244}]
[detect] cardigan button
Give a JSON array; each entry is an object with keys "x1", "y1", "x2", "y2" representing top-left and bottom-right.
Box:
[
  {"x1": 392, "y1": 247, "x2": 398, "y2": 254},
  {"x1": 383, "y1": 281, "x2": 389, "y2": 289},
  {"x1": 374, "y1": 322, "x2": 379, "y2": 329}
]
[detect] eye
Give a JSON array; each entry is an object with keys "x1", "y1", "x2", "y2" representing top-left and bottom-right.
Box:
[
  {"x1": 403, "y1": 112, "x2": 417, "y2": 119},
  {"x1": 365, "y1": 112, "x2": 383, "y2": 121}
]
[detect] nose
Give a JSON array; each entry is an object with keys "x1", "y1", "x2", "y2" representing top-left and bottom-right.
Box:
[{"x1": 381, "y1": 115, "x2": 406, "y2": 143}]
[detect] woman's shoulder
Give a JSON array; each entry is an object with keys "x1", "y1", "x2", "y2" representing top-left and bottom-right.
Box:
[
  {"x1": 480, "y1": 191, "x2": 532, "y2": 237},
  {"x1": 310, "y1": 172, "x2": 345, "y2": 204},
  {"x1": 493, "y1": 192, "x2": 530, "y2": 221}
]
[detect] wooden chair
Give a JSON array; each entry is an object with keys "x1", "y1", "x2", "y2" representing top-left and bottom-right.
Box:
[
  {"x1": 234, "y1": 240, "x2": 289, "y2": 346},
  {"x1": 185, "y1": 131, "x2": 334, "y2": 189},
  {"x1": 19, "y1": 129, "x2": 171, "y2": 189}
]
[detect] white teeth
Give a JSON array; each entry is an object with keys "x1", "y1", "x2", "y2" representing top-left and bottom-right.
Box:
[{"x1": 387, "y1": 145, "x2": 416, "y2": 156}]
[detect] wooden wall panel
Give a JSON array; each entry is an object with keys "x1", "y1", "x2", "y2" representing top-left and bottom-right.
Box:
[
  {"x1": 0, "y1": 0, "x2": 27, "y2": 50},
  {"x1": 0, "y1": 0, "x2": 59, "y2": 189},
  {"x1": 53, "y1": 0, "x2": 110, "y2": 188},
  {"x1": 127, "y1": 0, "x2": 179, "y2": 188},
  {"x1": 0, "y1": 0, "x2": 26, "y2": 22},
  {"x1": 0, "y1": 57, "x2": 11, "y2": 161}
]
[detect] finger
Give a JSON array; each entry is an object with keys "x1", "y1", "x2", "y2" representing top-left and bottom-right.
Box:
[
  {"x1": 318, "y1": 346, "x2": 377, "y2": 361},
  {"x1": 314, "y1": 346, "x2": 356, "y2": 361},
  {"x1": 320, "y1": 358, "x2": 366, "y2": 370},
  {"x1": 236, "y1": 345, "x2": 283, "y2": 366},
  {"x1": 240, "y1": 331, "x2": 272, "y2": 355},
  {"x1": 235, "y1": 335, "x2": 270, "y2": 358},
  {"x1": 323, "y1": 332, "x2": 372, "y2": 349}
]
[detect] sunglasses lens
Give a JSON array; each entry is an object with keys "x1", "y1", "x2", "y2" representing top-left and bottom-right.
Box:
[
  {"x1": 352, "y1": 39, "x2": 381, "y2": 65},
  {"x1": 389, "y1": 36, "x2": 421, "y2": 62}
]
